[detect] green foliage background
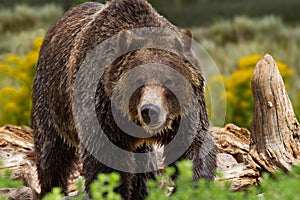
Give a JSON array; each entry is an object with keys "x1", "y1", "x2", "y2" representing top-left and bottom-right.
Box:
[
  {"x1": 0, "y1": 4, "x2": 62, "y2": 57},
  {"x1": 0, "y1": 5, "x2": 300, "y2": 129},
  {"x1": 199, "y1": 16, "x2": 300, "y2": 128},
  {"x1": 211, "y1": 54, "x2": 293, "y2": 128},
  {"x1": 0, "y1": 38, "x2": 42, "y2": 126},
  {"x1": 1, "y1": 0, "x2": 300, "y2": 26}
]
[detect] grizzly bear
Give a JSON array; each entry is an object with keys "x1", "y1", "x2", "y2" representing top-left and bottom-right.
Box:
[{"x1": 31, "y1": 0, "x2": 217, "y2": 199}]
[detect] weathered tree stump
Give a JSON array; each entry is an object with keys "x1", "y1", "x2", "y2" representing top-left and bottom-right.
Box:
[
  {"x1": 251, "y1": 54, "x2": 300, "y2": 172},
  {"x1": 211, "y1": 54, "x2": 300, "y2": 190}
]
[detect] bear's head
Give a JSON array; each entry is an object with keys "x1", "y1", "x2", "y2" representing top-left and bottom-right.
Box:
[{"x1": 103, "y1": 28, "x2": 205, "y2": 140}]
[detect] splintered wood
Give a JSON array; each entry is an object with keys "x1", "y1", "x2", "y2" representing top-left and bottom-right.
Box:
[
  {"x1": 211, "y1": 124, "x2": 261, "y2": 191},
  {"x1": 0, "y1": 125, "x2": 39, "y2": 200}
]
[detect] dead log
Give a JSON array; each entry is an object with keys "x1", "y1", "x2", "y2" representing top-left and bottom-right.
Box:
[
  {"x1": 212, "y1": 124, "x2": 261, "y2": 191},
  {"x1": 0, "y1": 188, "x2": 32, "y2": 200},
  {"x1": 0, "y1": 125, "x2": 81, "y2": 199},
  {"x1": 250, "y1": 54, "x2": 300, "y2": 172},
  {"x1": 1, "y1": 124, "x2": 259, "y2": 195},
  {"x1": 0, "y1": 125, "x2": 39, "y2": 199}
]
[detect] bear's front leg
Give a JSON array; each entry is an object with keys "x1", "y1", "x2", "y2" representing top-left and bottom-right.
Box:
[
  {"x1": 163, "y1": 131, "x2": 217, "y2": 181},
  {"x1": 183, "y1": 135, "x2": 217, "y2": 181},
  {"x1": 34, "y1": 123, "x2": 76, "y2": 199},
  {"x1": 130, "y1": 144, "x2": 158, "y2": 200},
  {"x1": 81, "y1": 146, "x2": 137, "y2": 200}
]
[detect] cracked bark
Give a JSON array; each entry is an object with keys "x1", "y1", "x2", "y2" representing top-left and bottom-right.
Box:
[
  {"x1": 250, "y1": 54, "x2": 300, "y2": 172},
  {"x1": 212, "y1": 54, "x2": 300, "y2": 191}
]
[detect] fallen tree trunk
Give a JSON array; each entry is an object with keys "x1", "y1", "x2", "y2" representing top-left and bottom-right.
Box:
[
  {"x1": 0, "y1": 125, "x2": 80, "y2": 200},
  {"x1": 0, "y1": 125, "x2": 39, "y2": 200},
  {"x1": 0, "y1": 54, "x2": 299, "y2": 199},
  {"x1": 211, "y1": 124, "x2": 261, "y2": 191}
]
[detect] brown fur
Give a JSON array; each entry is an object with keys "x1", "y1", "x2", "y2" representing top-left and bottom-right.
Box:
[{"x1": 31, "y1": 1, "x2": 217, "y2": 199}]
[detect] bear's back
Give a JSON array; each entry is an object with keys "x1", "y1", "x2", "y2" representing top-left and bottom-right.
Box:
[
  {"x1": 32, "y1": 0, "x2": 177, "y2": 147},
  {"x1": 37, "y1": 0, "x2": 176, "y2": 87}
]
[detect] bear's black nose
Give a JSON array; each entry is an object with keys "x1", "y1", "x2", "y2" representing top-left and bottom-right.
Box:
[{"x1": 141, "y1": 104, "x2": 160, "y2": 126}]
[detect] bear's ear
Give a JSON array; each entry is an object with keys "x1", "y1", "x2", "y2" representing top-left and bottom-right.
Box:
[
  {"x1": 180, "y1": 29, "x2": 193, "y2": 52},
  {"x1": 117, "y1": 29, "x2": 133, "y2": 51}
]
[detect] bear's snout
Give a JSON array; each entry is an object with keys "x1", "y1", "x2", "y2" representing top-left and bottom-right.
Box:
[
  {"x1": 141, "y1": 104, "x2": 161, "y2": 127},
  {"x1": 139, "y1": 103, "x2": 166, "y2": 130},
  {"x1": 138, "y1": 85, "x2": 167, "y2": 131}
]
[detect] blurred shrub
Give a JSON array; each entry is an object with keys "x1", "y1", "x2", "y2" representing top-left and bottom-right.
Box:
[
  {"x1": 2, "y1": 0, "x2": 300, "y2": 26},
  {"x1": 0, "y1": 28, "x2": 45, "y2": 57},
  {"x1": 42, "y1": 188, "x2": 64, "y2": 200},
  {"x1": 42, "y1": 172, "x2": 121, "y2": 200},
  {"x1": 205, "y1": 75, "x2": 227, "y2": 127},
  {"x1": 208, "y1": 16, "x2": 285, "y2": 46},
  {"x1": 0, "y1": 161, "x2": 23, "y2": 189},
  {"x1": 0, "y1": 37, "x2": 43, "y2": 126},
  {"x1": 193, "y1": 16, "x2": 299, "y2": 76},
  {"x1": 0, "y1": 4, "x2": 63, "y2": 34},
  {"x1": 0, "y1": 4, "x2": 61, "y2": 56},
  {"x1": 41, "y1": 160, "x2": 300, "y2": 200},
  {"x1": 1, "y1": 159, "x2": 299, "y2": 199},
  {"x1": 89, "y1": 173, "x2": 122, "y2": 200},
  {"x1": 224, "y1": 54, "x2": 293, "y2": 128},
  {"x1": 0, "y1": 160, "x2": 23, "y2": 200}
]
